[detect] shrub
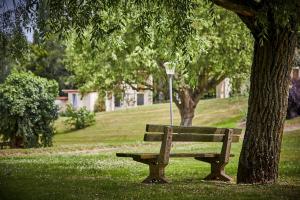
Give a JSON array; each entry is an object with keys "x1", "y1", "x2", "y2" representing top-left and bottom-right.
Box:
[
  {"x1": 0, "y1": 71, "x2": 58, "y2": 148},
  {"x1": 64, "y1": 105, "x2": 96, "y2": 129},
  {"x1": 287, "y1": 79, "x2": 300, "y2": 119}
]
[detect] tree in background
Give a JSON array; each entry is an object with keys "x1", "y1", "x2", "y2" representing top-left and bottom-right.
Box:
[
  {"x1": 0, "y1": 71, "x2": 58, "y2": 148},
  {"x1": 22, "y1": 0, "x2": 74, "y2": 94},
  {"x1": 65, "y1": 4, "x2": 252, "y2": 126},
  {"x1": 22, "y1": 35, "x2": 74, "y2": 95},
  {"x1": 0, "y1": 28, "x2": 29, "y2": 83},
  {"x1": 0, "y1": 0, "x2": 32, "y2": 83},
  {"x1": 0, "y1": 0, "x2": 73, "y2": 93}
]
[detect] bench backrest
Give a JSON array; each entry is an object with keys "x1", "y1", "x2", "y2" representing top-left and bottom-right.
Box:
[
  {"x1": 145, "y1": 124, "x2": 242, "y2": 165},
  {"x1": 144, "y1": 124, "x2": 242, "y2": 143}
]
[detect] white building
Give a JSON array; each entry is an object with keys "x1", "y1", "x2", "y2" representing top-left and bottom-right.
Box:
[
  {"x1": 105, "y1": 76, "x2": 153, "y2": 111},
  {"x1": 215, "y1": 67, "x2": 300, "y2": 99},
  {"x1": 62, "y1": 90, "x2": 99, "y2": 112},
  {"x1": 105, "y1": 84, "x2": 153, "y2": 112},
  {"x1": 56, "y1": 83, "x2": 153, "y2": 112},
  {"x1": 216, "y1": 78, "x2": 231, "y2": 99}
]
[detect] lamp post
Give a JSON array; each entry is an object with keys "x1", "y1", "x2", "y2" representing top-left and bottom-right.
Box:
[{"x1": 164, "y1": 62, "x2": 175, "y2": 126}]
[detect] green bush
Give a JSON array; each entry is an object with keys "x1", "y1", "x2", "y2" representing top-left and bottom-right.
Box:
[
  {"x1": 0, "y1": 71, "x2": 58, "y2": 148},
  {"x1": 64, "y1": 105, "x2": 95, "y2": 130}
]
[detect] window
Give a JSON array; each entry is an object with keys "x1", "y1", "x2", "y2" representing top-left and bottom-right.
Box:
[
  {"x1": 137, "y1": 93, "x2": 144, "y2": 105},
  {"x1": 72, "y1": 94, "x2": 77, "y2": 108}
]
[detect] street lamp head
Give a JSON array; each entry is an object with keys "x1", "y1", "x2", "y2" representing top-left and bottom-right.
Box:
[{"x1": 164, "y1": 62, "x2": 175, "y2": 76}]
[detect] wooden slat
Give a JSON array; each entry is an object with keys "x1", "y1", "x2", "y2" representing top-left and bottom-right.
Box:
[
  {"x1": 116, "y1": 153, "x2": 159, "y2": 159},
  {"x1": 171, "y1": 153, "x2": 219, "y2": 157},
  {"x1": 144, "y1": 133, "x2": 240, "y2": 142},
  {"x1": 170, "y1": 153, "x2": 234, "y2": 158},
  {"x1": 146, "y1": 124, "x2": 242, "y2": 135},
  {"x1": 116, "y1": 152, "x2": 234, "y2": 159},
  {"x1": 220, "y1": 129, "x2": 233, "y2": 163}
]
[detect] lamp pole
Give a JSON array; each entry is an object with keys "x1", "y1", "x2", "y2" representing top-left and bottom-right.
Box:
[
  {"x1": 164, "y1": 62, "x2": 175, "y2": 127},
  {"x1": 168, "y1": 74, "x2": 173, "y2": 126}
]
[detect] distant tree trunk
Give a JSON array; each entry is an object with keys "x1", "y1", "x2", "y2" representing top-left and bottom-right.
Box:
[
  {"x1": 237, "y1": 23, "x2": 298, "y2": 183},
  {"x1": 179, "y1": 107, "x2": 195, "y2": 126},
  {"x1": 10, "y1": 135, "x2": 24, "y2": 148},
  {"x1": 173, "y1": 75, "x2": 225, "y2": 127},
  {"x1": 174, "y1": 87, "x2": 198, "y2": 127}
]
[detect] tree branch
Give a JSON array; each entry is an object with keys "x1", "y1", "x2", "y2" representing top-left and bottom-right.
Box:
[
  {"x1": 126, "y1": 80, "x2": 154, "y2": 91},
  {"x1": 212, "y1": 0, "x2": 256, "y2": 17}
]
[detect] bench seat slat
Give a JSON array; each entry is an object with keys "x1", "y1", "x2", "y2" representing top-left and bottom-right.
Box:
[
  {"x1": 116, "y1": 152, "x2": 234, "y2": 159},
  {"x1": 144, "y1": 133, "x2": 240, "y2": 142},
  {"x1": 146, "y1": 124, "x2": 242, "y2": 135}
]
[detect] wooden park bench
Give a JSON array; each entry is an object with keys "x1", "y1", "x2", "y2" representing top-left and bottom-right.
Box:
[{"x1": 116, "y1": 124, "x2": 242, "y2": 183}]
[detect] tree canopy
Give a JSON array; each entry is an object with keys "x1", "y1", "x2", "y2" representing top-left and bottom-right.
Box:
[{"x1": 65, "y1": 3, "x2": 253, "y2": 125}]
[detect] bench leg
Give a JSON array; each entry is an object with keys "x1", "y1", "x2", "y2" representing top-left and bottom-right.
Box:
[
  {"x1": 195, "y1": 158, "x2": 232, "y2": 182},
  {"x1": 142, "y1": 164, "x2": 168, "y2": 184},
  {"x1": 133, "y1": 158, "x2": 168, "y2": 184},
  {"x1": 205, "y1": 161, "x2": 232, "y2": 182}
]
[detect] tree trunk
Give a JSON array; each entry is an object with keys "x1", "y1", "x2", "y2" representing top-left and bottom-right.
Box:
[
  {"x1": 179, "y1": 104, "x2": 195, "y2": 127},
  {"x1": 175, "y1": 88, "x2": 197, "y2": 127},
  {"x1": 237, "y1": 28, "x2": 297, "y2": 183},
  {"x1": 10, "y1": 135, "x2": 24, "y2": 148}
]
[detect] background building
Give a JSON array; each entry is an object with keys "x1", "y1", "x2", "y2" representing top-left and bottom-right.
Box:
[
  {"x1": 55, "y1": 86, "x2": 153, "y2": 113},
  {"x1": 62, "y1": 90, "x2": 99, "y2": 112},
  {"x1": 216, "y1": 78, "x2": 231, "y2": 99}
]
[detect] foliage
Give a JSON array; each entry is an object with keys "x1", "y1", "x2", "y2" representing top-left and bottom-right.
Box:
[
  {"x1": 64, "y1": 4, "x2": 252, "y2": 125},
  {"x1": 64, "y1": 105, "x2": 96, "y2": 130},
  {"x1": 0, "y1": 29, "x2": 29, "y2": 83},
  {"x1": 21, "y1": 36, "x2": 74, "y2": 95},
  {"x1": 65, "y1": 4, "x2": 253, "y2": 92},
  {"x1": 0, "y1": 71, "x2": 58, "y2": 148},
  {"x1": 287, "y1": 79, "x2": 300, "y2": 119},
  {"x1": 94, "y1": 97, "x2": 106, "y2": 112}
]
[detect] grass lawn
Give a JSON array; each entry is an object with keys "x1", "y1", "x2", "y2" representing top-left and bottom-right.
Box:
[{"x1": 0, "y1": 97, "x2": 299, "y2": 200}]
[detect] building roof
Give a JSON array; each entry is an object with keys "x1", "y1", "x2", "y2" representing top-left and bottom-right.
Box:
[
  {"x1": 62, "y1": 89, "x2": 98, "y2": 94},
  {"x1": 56, "y1": 96, "x2": 68, "y2": 101},
  {"x1": 62, "y1": 89, "x2": 79, "y2": 93}
]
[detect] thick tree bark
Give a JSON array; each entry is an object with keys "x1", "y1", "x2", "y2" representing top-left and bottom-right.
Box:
[{"x1": 237, "y1": 27, "x2": 297, "y2": 183}]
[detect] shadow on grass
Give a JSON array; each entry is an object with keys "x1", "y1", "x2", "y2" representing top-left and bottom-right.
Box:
[{"x1": 1, "y1": 173, "x2": 299, "y2": 200}]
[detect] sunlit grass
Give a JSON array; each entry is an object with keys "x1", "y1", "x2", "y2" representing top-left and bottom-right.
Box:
[{"x1": 53, "y1": 97, "x2": 248, "y2": 147}]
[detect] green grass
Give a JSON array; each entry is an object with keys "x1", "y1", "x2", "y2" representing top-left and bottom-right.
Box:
[
  {"x1": 0, "y1": 97, "x2": 299, "y2": 200},
  {"x1": 53, "y1": 97, "x2": 247, "y2": 146}
]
